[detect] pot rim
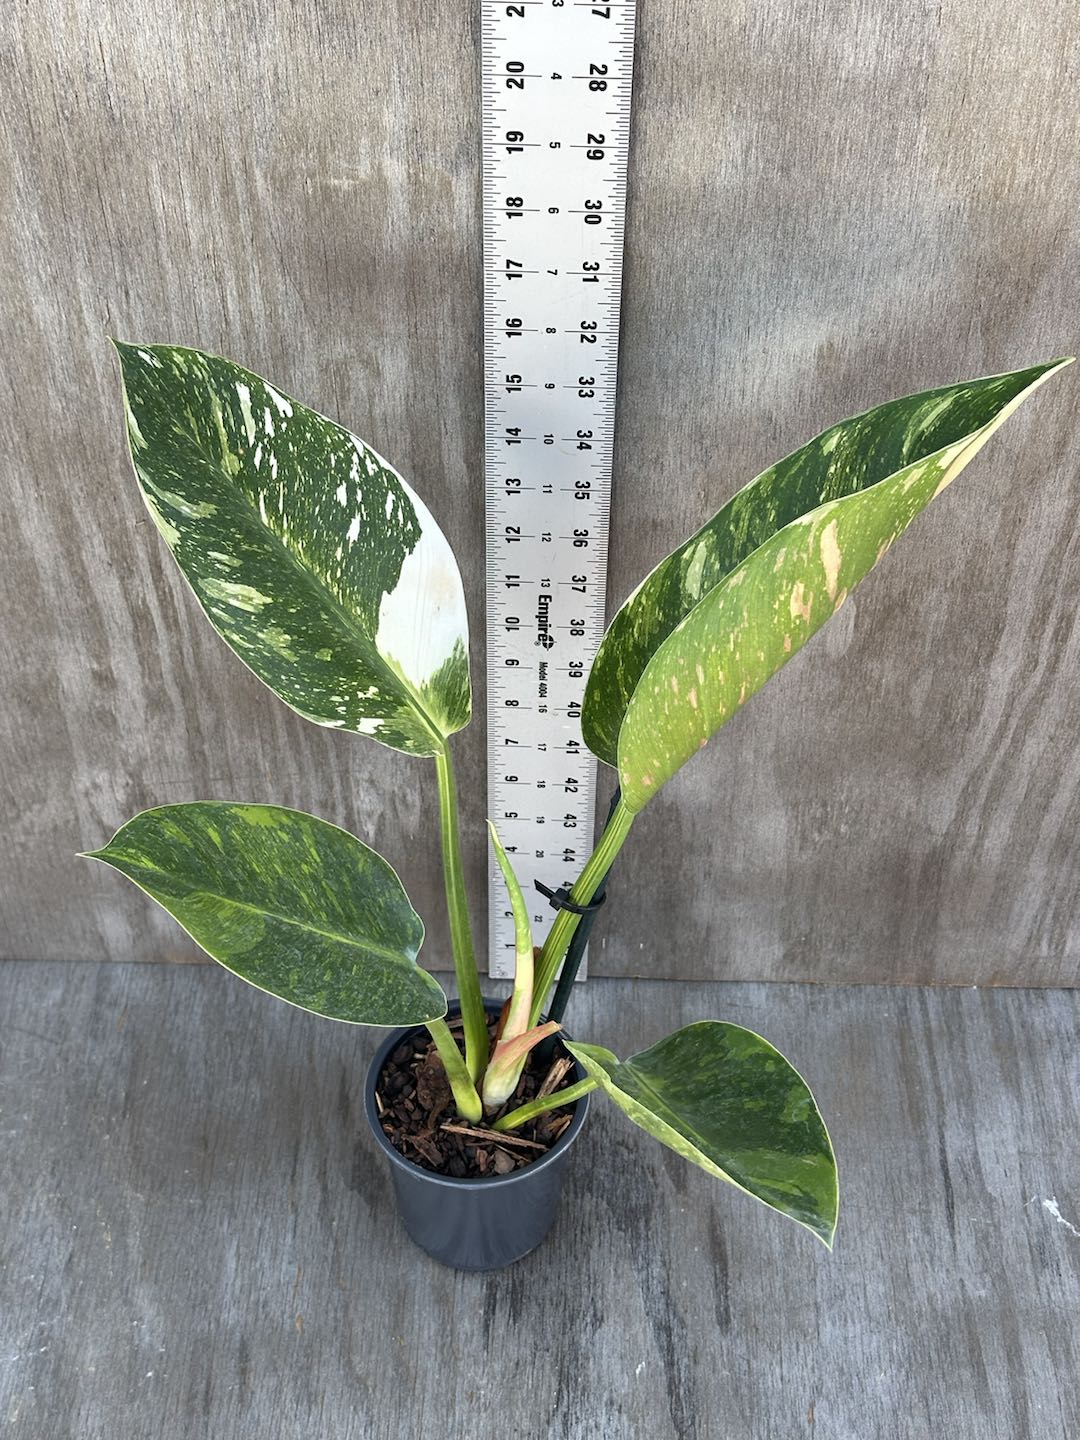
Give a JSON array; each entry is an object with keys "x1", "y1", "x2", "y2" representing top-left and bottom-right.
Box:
[{"x1": 363, "y1": 998, "x2": 591, "y2": 1191}]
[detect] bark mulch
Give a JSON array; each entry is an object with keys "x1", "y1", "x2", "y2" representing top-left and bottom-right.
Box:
[{"x1": 375, "y1": 1017, "x2": 581, "y2": 1178}]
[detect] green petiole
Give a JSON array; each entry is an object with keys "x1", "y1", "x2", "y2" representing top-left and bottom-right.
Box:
[
  {"x1": 433, "y1": 744, "x2": 489, "y2": 1086},
  {"x1": 425, "y1": 1017, "x2": 483, "y2": 1125},
  {"x1": 492, "y1": 1077, "x2": 598, "y2": 1133},
  {"x1": 529, "y1": 795, "x2": 636, "y2": 1027}
]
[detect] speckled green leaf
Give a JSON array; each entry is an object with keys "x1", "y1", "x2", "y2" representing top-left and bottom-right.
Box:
[
  {"x1": 565, "y1": 1023, "x2": 837, "y2": 1247},
  {"x1": 114, "y1": 342, "x2": 470, "y2": 755},
  {"x1": 584, "y1": 360, "x2": 1071, "y2": 796},
  {"x1": 83, "y1": 803, "x2": 446, "y2": 1026}
]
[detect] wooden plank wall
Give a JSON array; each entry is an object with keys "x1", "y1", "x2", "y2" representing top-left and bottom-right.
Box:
[{"x1": 1, "y1": 0, "x2": 1078, "y2": 982}]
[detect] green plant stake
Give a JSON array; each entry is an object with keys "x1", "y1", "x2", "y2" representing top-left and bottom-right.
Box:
[{"x1": 86, "y1": 341, "x2": 1073, "y2": 1251}]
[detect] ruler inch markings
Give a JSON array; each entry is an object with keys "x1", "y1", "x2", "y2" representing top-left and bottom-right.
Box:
[{"x1": 481, "y1": 0, "x2": 636, "y2": 979}]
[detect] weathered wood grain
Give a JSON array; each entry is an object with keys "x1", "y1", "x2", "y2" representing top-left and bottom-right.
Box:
[
  {"x1": 1, "y1": 1, "x2": 1078, "y2": 981},
  {"x1": 1, "y1": 962, "x2": 1077, "y2": 1438}
]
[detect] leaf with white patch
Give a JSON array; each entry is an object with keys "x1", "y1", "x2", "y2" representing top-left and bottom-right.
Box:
[
  {"x1": 565, "y1": 1023, "x2": 838, "y2": 1247},
  {"x1": 590, "y1": 359, "x2": 1071, "y2": 810},
  {"x1": 113, "y1": 342, "x2": 470, "y2": 755},
  {"x1": 83, "y1": 803, "x2": 446, "y2": 1026}
]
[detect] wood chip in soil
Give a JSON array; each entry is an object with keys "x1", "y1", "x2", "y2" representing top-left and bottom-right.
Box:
[{"x1": 375, "y1": 1020, "x2": 582, "y2": 1179}]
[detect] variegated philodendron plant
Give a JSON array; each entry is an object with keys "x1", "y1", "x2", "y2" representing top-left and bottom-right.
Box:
[{"x1": 85, "y1": 342, "x2": 1072, "y2": 1249}]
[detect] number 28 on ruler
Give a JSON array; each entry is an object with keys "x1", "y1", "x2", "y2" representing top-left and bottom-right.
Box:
[{"x1": 481, "y1": 1, "x2": 636, "y2": 976}]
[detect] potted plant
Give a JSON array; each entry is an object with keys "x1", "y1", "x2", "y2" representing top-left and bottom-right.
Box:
[{"x1": 84, "y1": 342, "x2": 1070, "y2": 1269}]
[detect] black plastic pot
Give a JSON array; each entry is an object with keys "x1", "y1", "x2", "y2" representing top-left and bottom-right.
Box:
[{"x1": 364, "y1": 1001, "x2": 590, "y2": 1271}]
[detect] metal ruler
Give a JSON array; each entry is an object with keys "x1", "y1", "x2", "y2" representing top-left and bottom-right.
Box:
[{"x1": 481, "y1": 0, "x2": 636, "y2": 978}]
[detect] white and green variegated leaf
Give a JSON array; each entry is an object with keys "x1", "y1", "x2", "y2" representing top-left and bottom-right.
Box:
[
  {"x1": 565, "y1": 1023, "x2": 837, "y2": 1247},
  {"x1": 83, "y1": 803, "x2": 447, "y2": 1026},
  {"x1": 114, "y1": 342, "x2": 470, "y2": 756},
  {"x1": 582, "y1": 359, "x2": 1071, "y2": 808}
]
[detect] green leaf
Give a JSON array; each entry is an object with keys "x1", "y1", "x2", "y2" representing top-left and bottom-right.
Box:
[
  {"x1": 83, "y1": 802, "x2": 447, "y2": 1026},
  {"x1": 565, "y1": 1023, "x2": 837, "y2": 1247},
  {"x1": 583, "y1": 359, "x2": 1071, "y2": 806},
  {"x1": 113, "y1": 342, "x2": 470, "y2": 756}
]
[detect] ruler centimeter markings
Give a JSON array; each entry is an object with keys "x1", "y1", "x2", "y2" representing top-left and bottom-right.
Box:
[{"x1": 481, "y1": 0, "x2": 636, "y2": 978}]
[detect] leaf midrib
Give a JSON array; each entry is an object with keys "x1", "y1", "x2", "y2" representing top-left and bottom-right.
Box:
[
  {"x1": 114, "y1": 859, "x2": 417, "y2": 967},
  {"x1": 149, "y1": 405, "x2": 451, "y2": 751},
  {"x1": 603, "y1": 402, "x2": 1012, "y2": 766},
  {"x1": 619, "y1": 1059, "x2": 732, "y2": 1170},
  {"x1": 616, "y1": 421, "x2": 996, "y2": 794}
]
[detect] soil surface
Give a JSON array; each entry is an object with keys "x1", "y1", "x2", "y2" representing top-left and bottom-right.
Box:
[{"x1": 375, "y1": 1017, "x2": 581, "y2": 1178}]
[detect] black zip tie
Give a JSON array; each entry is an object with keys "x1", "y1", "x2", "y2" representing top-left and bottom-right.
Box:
[
  {"x1": 534, "y1": 878, "x2": 607, "y2": 917},
  {"x1": 540, "y1": 786, "x2": 623, "y2": 1042}
]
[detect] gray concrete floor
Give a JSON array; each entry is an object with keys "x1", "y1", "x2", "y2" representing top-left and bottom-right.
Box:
[{"x1": 1, "y1": 961, "x2": 1077, "y2": 1439}]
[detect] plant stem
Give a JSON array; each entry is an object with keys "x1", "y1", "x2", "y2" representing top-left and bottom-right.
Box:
[
  {"x1": 530, "y1": 794, "x2": 636, "y2": 1026},
  {"x1": 425, "y1": 1017, "x2": 483, "y2": 1124},
  {"x1": 493, "y1": 1077, "x2": 598, "y2": 1132},
  {"x1": 433, "y1": 744, "x2": 488, "y2": 1085}
]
